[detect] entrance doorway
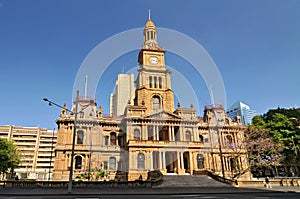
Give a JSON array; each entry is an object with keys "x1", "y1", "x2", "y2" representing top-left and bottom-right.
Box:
[
  {"x1": 183, "y1": 152, "x2": 189, "y2": 172},
  {"x1": 165, "y1": 152, "x2": 178, "y2": 173}
]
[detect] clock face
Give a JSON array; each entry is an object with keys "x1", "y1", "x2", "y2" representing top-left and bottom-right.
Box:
[{"x1": 149, "y1": 56, "x2": 158, "y2": 64}]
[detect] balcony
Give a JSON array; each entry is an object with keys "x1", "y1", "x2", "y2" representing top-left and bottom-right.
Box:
[{"x1": 127, "y1": 140, "x2": 203, "y2": 148}]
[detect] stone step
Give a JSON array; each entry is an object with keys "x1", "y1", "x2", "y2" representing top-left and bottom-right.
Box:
[{"x1": 156, "y1": 175, "x2": 230, "y2": 187}]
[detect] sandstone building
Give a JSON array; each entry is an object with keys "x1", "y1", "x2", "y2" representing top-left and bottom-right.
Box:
[{"x1": 52, "y1": 17, "x2": 250, "y2": 181}]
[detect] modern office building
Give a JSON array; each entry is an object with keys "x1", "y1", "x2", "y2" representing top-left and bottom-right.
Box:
[
  {"x1": 110, "y1": 73, "x2": 135, "y2": 116},
  {"x1": 52, "y1": 16, "x2": 251, "y2": 182},
  {"x1": 0, "y1": 125, "x2": 57, "y2": 180},
  {"x1": 226, "y1": 100, "x2": 257, "y2": 126}
]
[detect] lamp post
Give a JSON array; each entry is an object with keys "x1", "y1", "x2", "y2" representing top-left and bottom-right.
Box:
[
  {"x1": 67, "y1": 90, "x2": 79, "y2": 193},
  {"x1": 43, "y1": 90, "x2": 79, "y2": 193}
]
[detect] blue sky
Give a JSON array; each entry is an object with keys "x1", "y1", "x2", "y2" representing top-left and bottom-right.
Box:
[{"x1": 0, "y1": 0, "x2": 299, "y2": 129}]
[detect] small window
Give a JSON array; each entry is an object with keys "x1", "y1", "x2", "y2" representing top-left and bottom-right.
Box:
[
  {"x1": 137, "y1": 153, "x2": 145, "y2": 170},
  {"x1": 154, "y1": 77, "x2": 157, "y2": 88},
  {"x1": 199, "y1": 135, "x2": 204, "y2": 142},
  {"x1": 104, "y1": 136, "x2": 109, "y2": 146},
  {"x1": 109, "y1": 157, "x2": 116, "y2": 170},
  {"x1": 149, "y1": 76, "x2": 152, "y2": 88},
  {"x1": 77, "y1": 131, "x2": 84, "y2": 144},
  {"x1": 134, "y1": 129, "x2": 141, "y2": 140},
  {"x1": 226, "y1": 135, "x2": 233, "y2": 145},
  {"x1": 79, "y1": 112, "x2": 84, "y2": 118},
  {"x1": 110, "y1": 132, "x2": 116, "y2": 145},
  {"x1": 103, "y1": 161, "x2": 108, "y2": 170},
  {"x1": 185, "y1": 131, "x2": 192, "y2": 142},
  {"x1": 159, "y1": 77, "x2": 162, "y2": 88},
  {"x1": 75, "y1": 156, "x2": 82, "y2": 169}
]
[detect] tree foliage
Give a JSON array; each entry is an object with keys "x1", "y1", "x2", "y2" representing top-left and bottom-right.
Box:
[
  {"x1": 249, "y1": 108, "x2": 300, "y2": 176},
  {"x1": 245, "y1": 125, "x2": 284, "y2": 175},
  {"x1": 0, "y1": 138, "x2": 20, "y2": 175}
]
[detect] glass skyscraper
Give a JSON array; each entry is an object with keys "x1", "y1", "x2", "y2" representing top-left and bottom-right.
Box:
[{"x1": 226, "y1": 100, "x2": 256, "y2": 126}]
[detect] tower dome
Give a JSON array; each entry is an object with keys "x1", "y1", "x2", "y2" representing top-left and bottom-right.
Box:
[{"x1": 143, "y1": 11, "x2": 159, "y2": 50}]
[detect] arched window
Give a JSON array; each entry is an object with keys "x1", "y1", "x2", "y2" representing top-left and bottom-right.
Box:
[
  {"x1": 230, "y1": 158, "x2": 237, "y2": 172},
  {"x1": 226, "y1": 135, "x2": 233, "y2": 145},
  {"x1": 152, "y1": 96, "x2": 161, "y2": 110},
  {"x1": 137, "y1": 153, "x2": 145, "y2": 170},
  {"x1": 109, "y1": 157, "x2": 116, "y2": 170},
  {"x1": 77, "y1": 131, "x2": 84, "y2": 144},
  {"x1": 199, "y1": 135, "x2": 204, "y2": 142},
  {"x1": 134, "y1": 129, "x2": 141, "y2": 141},
  {"x1": 149, "y1": 76, "x2": 152, "y2": 88},
  {"x1": 158, "y1": 77, "x2": 162, "y2": 89},
  {"x1": 197, "y1": 154, "x2": 204, "y2": 169},
  {"x1": 225, "y1": 118, "x2": 230, "y2": 124},
  {"x1": 185, "y1": 131, "x2": 192, "y2": 142},
  {"x1": 75, "y1": 156, "x2": 82, "y2": 169},
  {"x1": 110, "y1": 132, "x2": 116, "y2": 145}
]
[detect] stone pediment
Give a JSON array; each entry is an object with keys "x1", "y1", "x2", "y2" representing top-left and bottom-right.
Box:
[{"x1": 145, "y1": 110, "x2": 182, "y2": 120}]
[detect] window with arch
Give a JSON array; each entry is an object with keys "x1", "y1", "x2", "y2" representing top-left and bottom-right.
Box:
[
  {"x1": 226, "y1": 135, "x2": 233, "y2": 145},
  {"x1": 134, "y1": 129, "x2": 141, "y2": 141},
  {"x1": 154, "y1": 76, "x2": 157, "y2": 88},
  {"x1": 75, "y1": 156, "x2": 82, "y2": 169},
  {"x1": 152, "y1": 96, "x2": 161, "y2": 110},
  {"x1": 199, "y1": 135, "x2": 204, "y2": 142},
  {"x1": 149, "y1": 76, "x2": 152, "y2": 88},
  {"x1": 109, "y1": 157, "x2": 116, "y2": 170},
  {"x1": 185, "y1": 131, "x2": 192, "y2": 142},
  {"x1": 197, "y1": 154, "x2": 204, "y2": 169},
  {"x1": 110, "y1": 132, "x2": 116, "y2": 145},
  {"x1": 77, "y1": 130, "x2": 84, "y2": 144},
  {"x1": 158, "y1": 77, "x2": 162, "y2": 88},
  {"x1": 225, "y1": 118, "x2": 230, "y2": 125},
  {"x1": 230, "y1": 157, "x2": 237, "y2": 172},
  {"x1": 137, "y1": 153, "x2": 145, "y2": 170}
]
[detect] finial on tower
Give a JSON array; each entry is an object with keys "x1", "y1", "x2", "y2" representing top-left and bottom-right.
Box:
[{"x1": 148, "y1": 9, "x2": 151, "y2": 20}]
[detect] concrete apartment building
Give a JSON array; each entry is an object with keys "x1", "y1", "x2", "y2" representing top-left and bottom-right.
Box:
[{"x1": 0, "y1": 125, "x2": 57, "y2": 180}]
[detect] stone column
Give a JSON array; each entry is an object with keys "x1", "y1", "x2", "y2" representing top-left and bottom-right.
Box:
[
  {"x1": 180, "y1": 152, "x2": 184, "y2": 170},
  {"x1": 159, "y1": 151, "x2": 163, "y2": 169},
  {"x1": 150, "y1": 151, "x2": 153, "y2": 170},
  {"x1": 177, "y1": 152, "x2": 181, "y2": 170},
  {"x1": 171, "y1": 126, "x2": 175, "y2": 141},
  {"x1": 156, "y1": 126, "x2": 159, "y2": 141},
  {"x1": 142, "y1": 124, "x2": 147, "y2": 140},
  {"x1": 162, "y1": 151, "x2": 166, "y2": 169},
  {"x1": 168, "y1": 126, "x2": 171, "y2": 141}
]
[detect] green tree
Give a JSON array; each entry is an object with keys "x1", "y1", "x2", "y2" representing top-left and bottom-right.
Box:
[
  {"x1": 253, "y1": 108, "x2": 300, "y2": 176},
  {"x1": 0, "y1": 138, "x2": 20, "y2": 177}
]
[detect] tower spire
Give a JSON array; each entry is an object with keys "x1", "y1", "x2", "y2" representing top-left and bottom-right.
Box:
[{"x1": 148, "y1": 9, "x2": 151, "y2": 20}]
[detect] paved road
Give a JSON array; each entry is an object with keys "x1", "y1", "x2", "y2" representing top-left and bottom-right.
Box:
[
  {"x1": 0, "y1": 192, "x2": 300, "y2": 199},
  {"x1": 1, "y1": 186, "x2": 300, "y2": 199}
]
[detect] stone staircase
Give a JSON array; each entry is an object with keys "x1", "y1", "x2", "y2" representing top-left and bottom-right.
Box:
[{"x1": 156, "y1": 174, "x2": 231, "y2": 187}]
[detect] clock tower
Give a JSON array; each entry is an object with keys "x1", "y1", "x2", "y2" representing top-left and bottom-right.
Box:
[{"x1": 134, "y1": 15, "x2": 174, "y2": 114}]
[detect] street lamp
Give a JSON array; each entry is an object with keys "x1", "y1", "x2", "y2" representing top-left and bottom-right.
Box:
[{"x1": 43, "y1": 90, "x2": 79, "y2": 193}]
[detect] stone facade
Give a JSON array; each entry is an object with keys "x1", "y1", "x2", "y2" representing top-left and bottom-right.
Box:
[{"x1": 52, "y1": 17, "x2": 251, "y2": 181}]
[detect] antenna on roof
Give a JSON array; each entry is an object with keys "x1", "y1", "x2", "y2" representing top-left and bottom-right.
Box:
[
  {"x1": 84, "y1": 75, "x2": 88, "y2": 99},
  {"x1": 148, "y1": 9, "x2": 151, "y2": 20},
  {"x1": 209, "y1": 84, "x2": 215, "y2": 105}
]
